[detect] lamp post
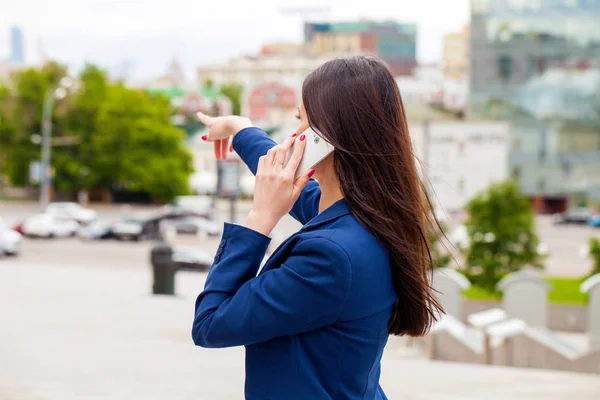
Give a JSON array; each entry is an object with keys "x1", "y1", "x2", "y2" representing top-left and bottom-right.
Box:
[{"x1": 39, "y1": 76, "x2": 72, "y2": 210}]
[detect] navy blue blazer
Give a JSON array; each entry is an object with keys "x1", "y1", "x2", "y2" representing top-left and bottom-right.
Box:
[{"x1": 192, "y1": 127, "x2": 397, "y2": 400}]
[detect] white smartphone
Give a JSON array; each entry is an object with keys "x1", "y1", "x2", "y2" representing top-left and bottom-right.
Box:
[{"x1": 284, "y1": 127, "x2": 335, "y2": 179}]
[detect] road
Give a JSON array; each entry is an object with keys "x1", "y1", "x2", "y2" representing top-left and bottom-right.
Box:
[
  {"x1": 1, "y1": 200, "x2": 597, "y2": 277},
  {"x1": 1, "y1": 260, "x2": 598, "y2": 400}
]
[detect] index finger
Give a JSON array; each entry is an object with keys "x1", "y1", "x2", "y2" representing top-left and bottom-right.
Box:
[
  {"x1": 197, "y1": 112, "x2": 212, "y2": 127},
  {"x1": 284, "y1": 135, "x2": 307, "y2": 174}
]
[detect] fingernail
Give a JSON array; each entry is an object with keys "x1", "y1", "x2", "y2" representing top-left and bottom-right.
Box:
[
  {"x1": 291, "y1": 133, "x2": 297, "y2": 137},
  {"x1": 201, "y1": 135, "x2": 208, "y2": 141},
  {"x1": 299, "y1": 134, "x2": 306, "y2": 141},
  {"x1": 308, "y1": 169, "x2": 315, "y2": 178}
]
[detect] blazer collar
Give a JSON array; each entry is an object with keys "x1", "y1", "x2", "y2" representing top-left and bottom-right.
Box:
[{"x1": 302, "y1": 198, "x2": 352, "y2": 231}]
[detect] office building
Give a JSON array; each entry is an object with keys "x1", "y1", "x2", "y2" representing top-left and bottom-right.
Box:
[
  {"x1": 470, "y1": 0, "x2": 600, "y2": 210},
  {"x1": 304, "y1": 21, "x2": 417, "y2": 76},
  {"x1": 10, "y1": 26, "x2": 24, "y2": 64}
]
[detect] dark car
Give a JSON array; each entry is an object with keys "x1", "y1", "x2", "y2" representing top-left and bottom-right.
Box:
[
  {"x1": 553, "y1": 208, "x2": 594, "y2": 225},
  {"x1": 77, "y1": 220, "x2": 115, "y2": 241},
  {"x1": 166, "y1": 216, "x2": 221, "y2": 237},
  {"x1": 111, "y1": 219, "x2": 152, "y2": 241}
]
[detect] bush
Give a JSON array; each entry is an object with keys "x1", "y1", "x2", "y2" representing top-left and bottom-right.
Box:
[
  {"x1": 589, "y1": 237, "x2": 600, "y2": 277},
  {"x1": 462, "y1": 181, "x2": 544, "y2": 291}
]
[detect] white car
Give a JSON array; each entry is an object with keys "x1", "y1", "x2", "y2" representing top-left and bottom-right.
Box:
[
  {"x1": 22, "y1": 214, "x2": 79, "y2": 238},
  {"x1": 46, "y1": 202, "x2": 97, "y2": 225},
  {"x1": 0, "y1": 218, "x2": 22, "y2": 256}
]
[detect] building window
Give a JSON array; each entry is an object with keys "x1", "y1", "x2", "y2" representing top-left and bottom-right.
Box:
[
  {"x1": 537, "y1": 179, "x2": 546, "y2": 192},
  {"x1": 511, "y1": 167, "x2": 521, "y2": 180},
  {"x1": 536, "y1": 56, "x2": 548, "y2": 75},
  {"x1": 497, "y1": 55, "x2": 513, "y2": 82}
]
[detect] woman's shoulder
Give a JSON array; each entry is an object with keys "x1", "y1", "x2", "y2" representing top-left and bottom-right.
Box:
[{"x1": 301, "y1": 214, "x2": 389, "y2": 267}]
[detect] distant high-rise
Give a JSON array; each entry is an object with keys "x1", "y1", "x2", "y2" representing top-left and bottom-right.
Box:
[
  {"x1": 10, "y1": 26, "x2": 25, "y2": 64},
  {"x1": 304, "y1": 21, "x2": 417, "y2": 76}
]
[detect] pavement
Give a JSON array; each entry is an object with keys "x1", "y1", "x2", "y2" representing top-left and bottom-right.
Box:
[{"x1": 1, "y1": 261, "x2": 599, "y2": 400}]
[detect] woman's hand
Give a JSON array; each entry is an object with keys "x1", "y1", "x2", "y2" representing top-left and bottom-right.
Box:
[
  {"x1": 246, "y1": 133, "x2": 315, "y2": 236},
  {"x1": 197, "y1": 112, "x2": 253, "y2": 159}
]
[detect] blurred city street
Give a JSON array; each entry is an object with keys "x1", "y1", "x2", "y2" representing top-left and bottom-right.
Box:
[
  {"x1": 1, "y1": 260, "x2": 599, "y2": 400},
  {"x1": 1, "y1": 200, "x2": 600, "y2": 399},
  {"x1": 1, "y1": 200, "x2": 596, "y2": 277}
]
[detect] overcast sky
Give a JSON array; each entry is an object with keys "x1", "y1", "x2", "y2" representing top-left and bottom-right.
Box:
[{"x1": 0, "y1": 0, "x2": 470, "y2": 83}]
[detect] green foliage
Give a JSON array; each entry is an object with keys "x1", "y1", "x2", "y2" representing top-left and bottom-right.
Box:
[
  {"x1": 93, "y1": 84, "x2": 193, "y2": 201},
  {"x1": 55, "y1": 64, "x2": 109, "y2": 192},
  {"x1": 220, "y1": 83, "x2": 243, "y2": 116},
  {"x1": 0, "y1": 62, "x2": 68, "y2": 185},
  {"x1": 462, "y1": 181, "x2": 543, "y2": 291},
  {"x1": 589, "y1": 237, "x2": 600, "y2": 277},
  {"x1": 462, "y1": 285, "x2": 502, "y2": 301},
  {"x1": 463, "y1": 277, "x2": 588, "y2": 305},
  {"x1": 0, "y1": 62, "x2": 194, "y2": 201},
  {"x1": 546, "y1": 277, "x2": 588, "y2": 305}
]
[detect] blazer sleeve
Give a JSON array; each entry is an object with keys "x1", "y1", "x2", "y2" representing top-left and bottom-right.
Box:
[
  {"x1": 232, "y1": 127, "x2": 321, "y2": 225},
  {"x1": 192, "y1": 223, "x2": 352, "y2": 348}
]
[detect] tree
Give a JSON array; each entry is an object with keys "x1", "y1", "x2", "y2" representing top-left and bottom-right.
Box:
[
  {"x1": 0, "y1": 62, "x2": 68, "y2": 186},
  {"x1": 92, "y1": 84, "x2": 193, "y2": 201},
  {"x1": 54, "y1": 64, "x2": 109, "y2": 193},
  {"x1": 589, "y1": 237, "x2": 600, "y2": 277},
  {"x1": 1, "y1": 62, "x2": 194, "y2": 201},
  {"x1": 462, "y1": 181, "x2": 543, "y2": 291},
  {"x1": 220, "y1": 83, "x2": 243, "y2": 116}
]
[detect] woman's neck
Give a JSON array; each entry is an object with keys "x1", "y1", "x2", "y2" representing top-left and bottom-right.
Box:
[{"x1": 317, "y1": 172, "x2": 344, "y2": 214}]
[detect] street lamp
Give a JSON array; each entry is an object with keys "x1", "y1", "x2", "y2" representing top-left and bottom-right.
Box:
[{"x1": 39, "y1": 77, "x2": 72, "y2": 210}]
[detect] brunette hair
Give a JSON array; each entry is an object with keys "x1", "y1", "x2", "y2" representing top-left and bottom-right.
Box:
[{"x1": 302, "y1": 56, "x2": 443, "y2": 336}]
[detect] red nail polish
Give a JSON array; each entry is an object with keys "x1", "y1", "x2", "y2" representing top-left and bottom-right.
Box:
[
  {"x1": 201, "y1": 135, "x2": 208, "y2": 141},
  {"x1": 308, "y1": 169, "x2": 315, "y2": 178},
  {"x1": 300, "y1": 134, "x2": 306, "y2": 141},
  {"x1": 291, "y1": 133, "x2": 297, "y2": 137}
]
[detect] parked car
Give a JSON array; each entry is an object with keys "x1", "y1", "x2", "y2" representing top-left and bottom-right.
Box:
[
  {"x1": 12, "y1": 220, "x2": 25, "y2": 235},
  {"x1": 77, "y1": 220, "x2": 115, "y2": 241},
  {"x1": 112, "y1": 219, "x2": 152, "y2": 241},
  {"x1": 553, "y1": 208, "x2": 594, "y2": 225},
  {"x1": 166, "y1": 216, "x2": 221, "y2": 236},
  {"x1": 22, "y1": 214, "x2": 79, "y2": 238},
  {"x1": 172, "y1": 248, "x2": 214, "y2": 271},
  {"x1": 159, "y1": 195, "x2": 215, "y2": 220},
  {"x1": 46, "y1": 202, "x2": 98, "y2": 225},
  {"x1": 0, "y1": 218, "x2": 23, "y2": 256},
  {"x1": 589, "y1": 215, "x2": 600, "y2": 228}
]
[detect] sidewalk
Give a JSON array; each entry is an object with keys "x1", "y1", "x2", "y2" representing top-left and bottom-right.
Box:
[{"x1": 0, "y1": 262, "x2": 598, "y2": 400}]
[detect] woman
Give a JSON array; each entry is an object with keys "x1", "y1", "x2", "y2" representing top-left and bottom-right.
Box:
[{"x1": 192, "y1": 56, "x2": 442, "y2": 399}]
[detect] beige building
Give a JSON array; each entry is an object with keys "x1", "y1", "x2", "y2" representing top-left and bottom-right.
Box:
[
  {"x1": 196, "y1": 51, "x2": 360, "y2": 89},
  {"x1": 306, "y1": 31, "x2": 364, "y2": 55},
  {"x1": 442, "y1": 25, "x2": 470, "y2": 80}
]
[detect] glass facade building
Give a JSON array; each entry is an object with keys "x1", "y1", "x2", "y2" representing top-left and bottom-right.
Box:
[
  {"x1": 469, "y1": 0, "x2": 600, "y2": 208},
  {"x1": 10, "y1": 26, "x2": 24, "y2": 64}
]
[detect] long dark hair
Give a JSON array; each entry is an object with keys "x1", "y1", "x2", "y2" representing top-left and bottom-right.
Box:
[{"x1": 302, "y1": 56, "x2": 443, "y2": 336}]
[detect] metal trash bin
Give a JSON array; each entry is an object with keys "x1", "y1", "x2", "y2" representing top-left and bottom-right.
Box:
[{"x1": 151, "y1": 244, "x2": 175, "y2": 295}]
